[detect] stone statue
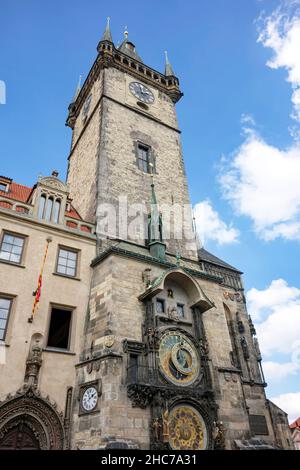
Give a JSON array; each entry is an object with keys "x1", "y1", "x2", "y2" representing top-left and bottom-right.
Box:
[
  {"x1": 152, "y1": 418, "x2": 161, "y2": 441},
  {"x1": 241, "y1": 336, "x2": 250, "y2": 360}
]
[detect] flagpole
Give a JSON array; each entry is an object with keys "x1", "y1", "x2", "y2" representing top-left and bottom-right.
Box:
[{"x1": 28, "y1": 237, "x2": 52, "y2": 323}]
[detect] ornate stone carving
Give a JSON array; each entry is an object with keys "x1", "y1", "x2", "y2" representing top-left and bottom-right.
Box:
[
  {"x1": 223, "y1": 291, "x2": 243, "y2": 302},
  {"x1": 0, "y1": 387, "x2": 65, "y2": 449},
  {"x1": 167, "y1": 305, "x2": 180, "y2": 322},
  {"x1": 248, "y1": 315, "x2": 257, "y2": 336},
  {"x1": 127, "y1": 384, "x2": 154, "y2": 408},
  {"x1": 38, "y1": 176, "x2": 68, "y2": 193},
  {"x1": 24, "y1": 340, "x2": 42, "y2": 389}
]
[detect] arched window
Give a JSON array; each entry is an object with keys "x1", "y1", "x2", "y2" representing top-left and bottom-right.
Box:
[
  {"x1": 38, "y1": 194, "x2": 46, "y2": 219},
  {"x1": 45, "y1": 197, "x2": 53, "y2": 222},
  {"x1": 53, "y1": 199, "x2": 61, "y2": 223}
]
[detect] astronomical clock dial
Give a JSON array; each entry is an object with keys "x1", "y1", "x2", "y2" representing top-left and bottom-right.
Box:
[
  {"x1": 81, "y1": 386, "x2": 98, "y2": 412},
  {"x1": 168, "y1": 405, "x2": 208, "y2": 450},
  {"x1": 158, "y1": 331, "x2": 200, "y2": 386},
  {"x1": 129, "y1": 82, "x2": 155, "y2": 104}
]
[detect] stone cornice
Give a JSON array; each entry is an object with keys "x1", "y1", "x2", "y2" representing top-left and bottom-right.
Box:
[{"x1": 91, "y1": 244, "x2": 223, "y2": 283}]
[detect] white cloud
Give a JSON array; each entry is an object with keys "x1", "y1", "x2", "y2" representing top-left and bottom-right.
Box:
[
  {"x1": 270, "y1": 391, "x2": 300, "y2": 423},
  {"x1": 193, "y1": 200, "x2": 239, "y2": 246},
  {"x1": 246, "y1": 279, "x2": 300, "y2": 363},
  {"x1": 247, "y1": 278, "x2": 300, "y2": 320},
  {"x1": 219, "y1": 132, "x2": 300, "y2": 241},
  {"x1": 220, "y1": 3, "x2": 300, "y2": 241},
  {"x1": 263, "y1": 360, "x2": 300, "y2": 382},
  {"x1": 258, "y1": 1, "x2": 300, "y2": 121}
]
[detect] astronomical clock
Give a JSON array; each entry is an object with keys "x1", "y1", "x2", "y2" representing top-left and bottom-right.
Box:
[
  {"x1": 158, "y1": 331, "x2": 200, "y2": 386},
  {"x1": 126, "y1": 275, "x2": 222, "y2": 451}
]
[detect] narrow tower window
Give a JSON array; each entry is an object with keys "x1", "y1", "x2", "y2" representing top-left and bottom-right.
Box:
[{"x1": 137, "y1": 143, "x2": 150, "y2": 173}]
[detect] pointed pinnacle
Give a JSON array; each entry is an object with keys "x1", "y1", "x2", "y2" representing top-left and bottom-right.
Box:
[
  {"x1": 102, "y1": 16, "x2": 113, "y2": 42},
  {"x1": 164, "y1": 50, "x2": 175, "y2": 76}
]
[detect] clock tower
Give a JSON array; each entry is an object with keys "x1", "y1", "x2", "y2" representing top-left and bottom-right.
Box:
[{"x1": 66, "y1": 19, "x2": 288, "y2": 450}]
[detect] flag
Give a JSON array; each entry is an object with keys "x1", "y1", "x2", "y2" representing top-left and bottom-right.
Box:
[{"x1": 29, "y1": 238, "x2": 51, "y2": 321}]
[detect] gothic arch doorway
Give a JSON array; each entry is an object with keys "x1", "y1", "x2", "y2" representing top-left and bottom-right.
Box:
[
  {"x1": 0, "y1": 421, "x2": 40, "y2": 450},
  {"x1": 0, "y1": 389, "x2": 65, "y2": 449}
]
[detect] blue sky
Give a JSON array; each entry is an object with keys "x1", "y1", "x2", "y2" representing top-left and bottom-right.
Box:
[{"x1": 1, "y1": 0, "x2": 300, "y2": 420}]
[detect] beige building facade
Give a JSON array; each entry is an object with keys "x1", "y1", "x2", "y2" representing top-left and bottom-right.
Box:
[{"x1": 0, "y1": 19, "x2": 294, "y2": 450}]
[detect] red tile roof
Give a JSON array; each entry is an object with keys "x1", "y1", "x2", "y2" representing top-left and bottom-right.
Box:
[
  {"x1": 290, "y1": 417, "x2": 300, "y2": 429},
  {"x1": 0, "y1": 182, "x2": 32, "y2": 203}
]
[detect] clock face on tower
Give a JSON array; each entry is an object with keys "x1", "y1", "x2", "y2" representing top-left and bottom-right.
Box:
[
  {"x1": 81, "y1": 386, "x2": 98, "y2": 412},
  {"x1": 158, "y1": 331, "x2": 200, "y2": 386},
  {"x1": 129, "y1": 82, "x2": 155, "y2": 104}
]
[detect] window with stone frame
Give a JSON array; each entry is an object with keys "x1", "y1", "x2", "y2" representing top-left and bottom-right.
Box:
[
  {"x1": 137, "y1": 142, "x2": 152, "y2": 173},
  {"x1": 47, "y1": 306, "x2": 72, "y2": 350},
  {"x1": 0, "y1": 232, "x2": 25, "y2": 264},
  {"x1": 177, "y1": 303, "x2": 185, "y2": 318},
  {"x1": 56, "y1": 247, "x2": 78, "y2": 277},
  {"x1": 0, "y1": 296, "x2": 12, "y2": 341}
]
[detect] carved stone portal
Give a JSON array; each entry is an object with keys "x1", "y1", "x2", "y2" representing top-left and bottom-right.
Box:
[{"x1": 0, "y1": 388, "x2": 65, "y2": 449}]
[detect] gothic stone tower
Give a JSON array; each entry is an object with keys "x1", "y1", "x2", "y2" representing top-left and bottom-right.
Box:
[{"x1": 66, "y1": 20, "x2": 289, "y2": 450}]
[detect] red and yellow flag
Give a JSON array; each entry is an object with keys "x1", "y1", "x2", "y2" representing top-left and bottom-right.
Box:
[{"x1": 30, "y1": 238, "x2": 51, "y2": 321}]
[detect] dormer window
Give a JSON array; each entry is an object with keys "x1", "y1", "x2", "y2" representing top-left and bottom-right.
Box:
[
  {"x1": 0, "y1": 177, "x2": 11, "y2": 193},
  {"x1": 126, "y1": 42, "x2": 135, "y2": 52},
  {"x1": 34, "y1": 173, "x2": 68, "y2": 226}
]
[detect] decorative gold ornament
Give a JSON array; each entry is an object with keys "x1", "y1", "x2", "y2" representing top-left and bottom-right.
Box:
[
  {"x1": 104, "y1": 335, "x2": 115, "y2": 348},
  {"x1": 168, "y1": 405, "x2": 208, "y2": 450},
  {"x1": 158, "y1": 332, "x2": 200, "y2": 386}
]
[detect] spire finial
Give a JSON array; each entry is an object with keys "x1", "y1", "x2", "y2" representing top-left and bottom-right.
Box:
[
  {"x1": 72, "y1": 74, "x2": 82, "y2": 102},
  {"x1": 101, "y1": 16, "x2": 113, "y2": 42},
  {"x1": 124, "y1": 25, "x2": 128, "y2": 39},
  {"x1": 164, "y1": 50, "x2": 175, "y2": 76}
]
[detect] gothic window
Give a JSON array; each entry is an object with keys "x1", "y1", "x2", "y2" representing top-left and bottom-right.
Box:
[
  {"x1": 0, "y1": 232, "x2": 25, "y2": 264},
  {"x1": 56, "y1": 247, "x2": 78, "y2": 277},
  {"x1": 0, "y1": 296, "x2": 12, "y2": 340},
  {"x1": 47, "y1": 306, "x2": 72, "y2": 350},
  {"x1": 177, "y1": 303, "x2": 185, "y2": 318},
  {"x1": 156, "y1": 299, "x2": 165, "y2": 314}
]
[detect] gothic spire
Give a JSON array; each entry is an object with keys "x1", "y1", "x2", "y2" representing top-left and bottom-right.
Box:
[
  {"x1": 164, "y1": 50, "x2": 175, "y2": 76},
  {"x1": 102, "y1": 16, "x2": 113, "y2": 42}
]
